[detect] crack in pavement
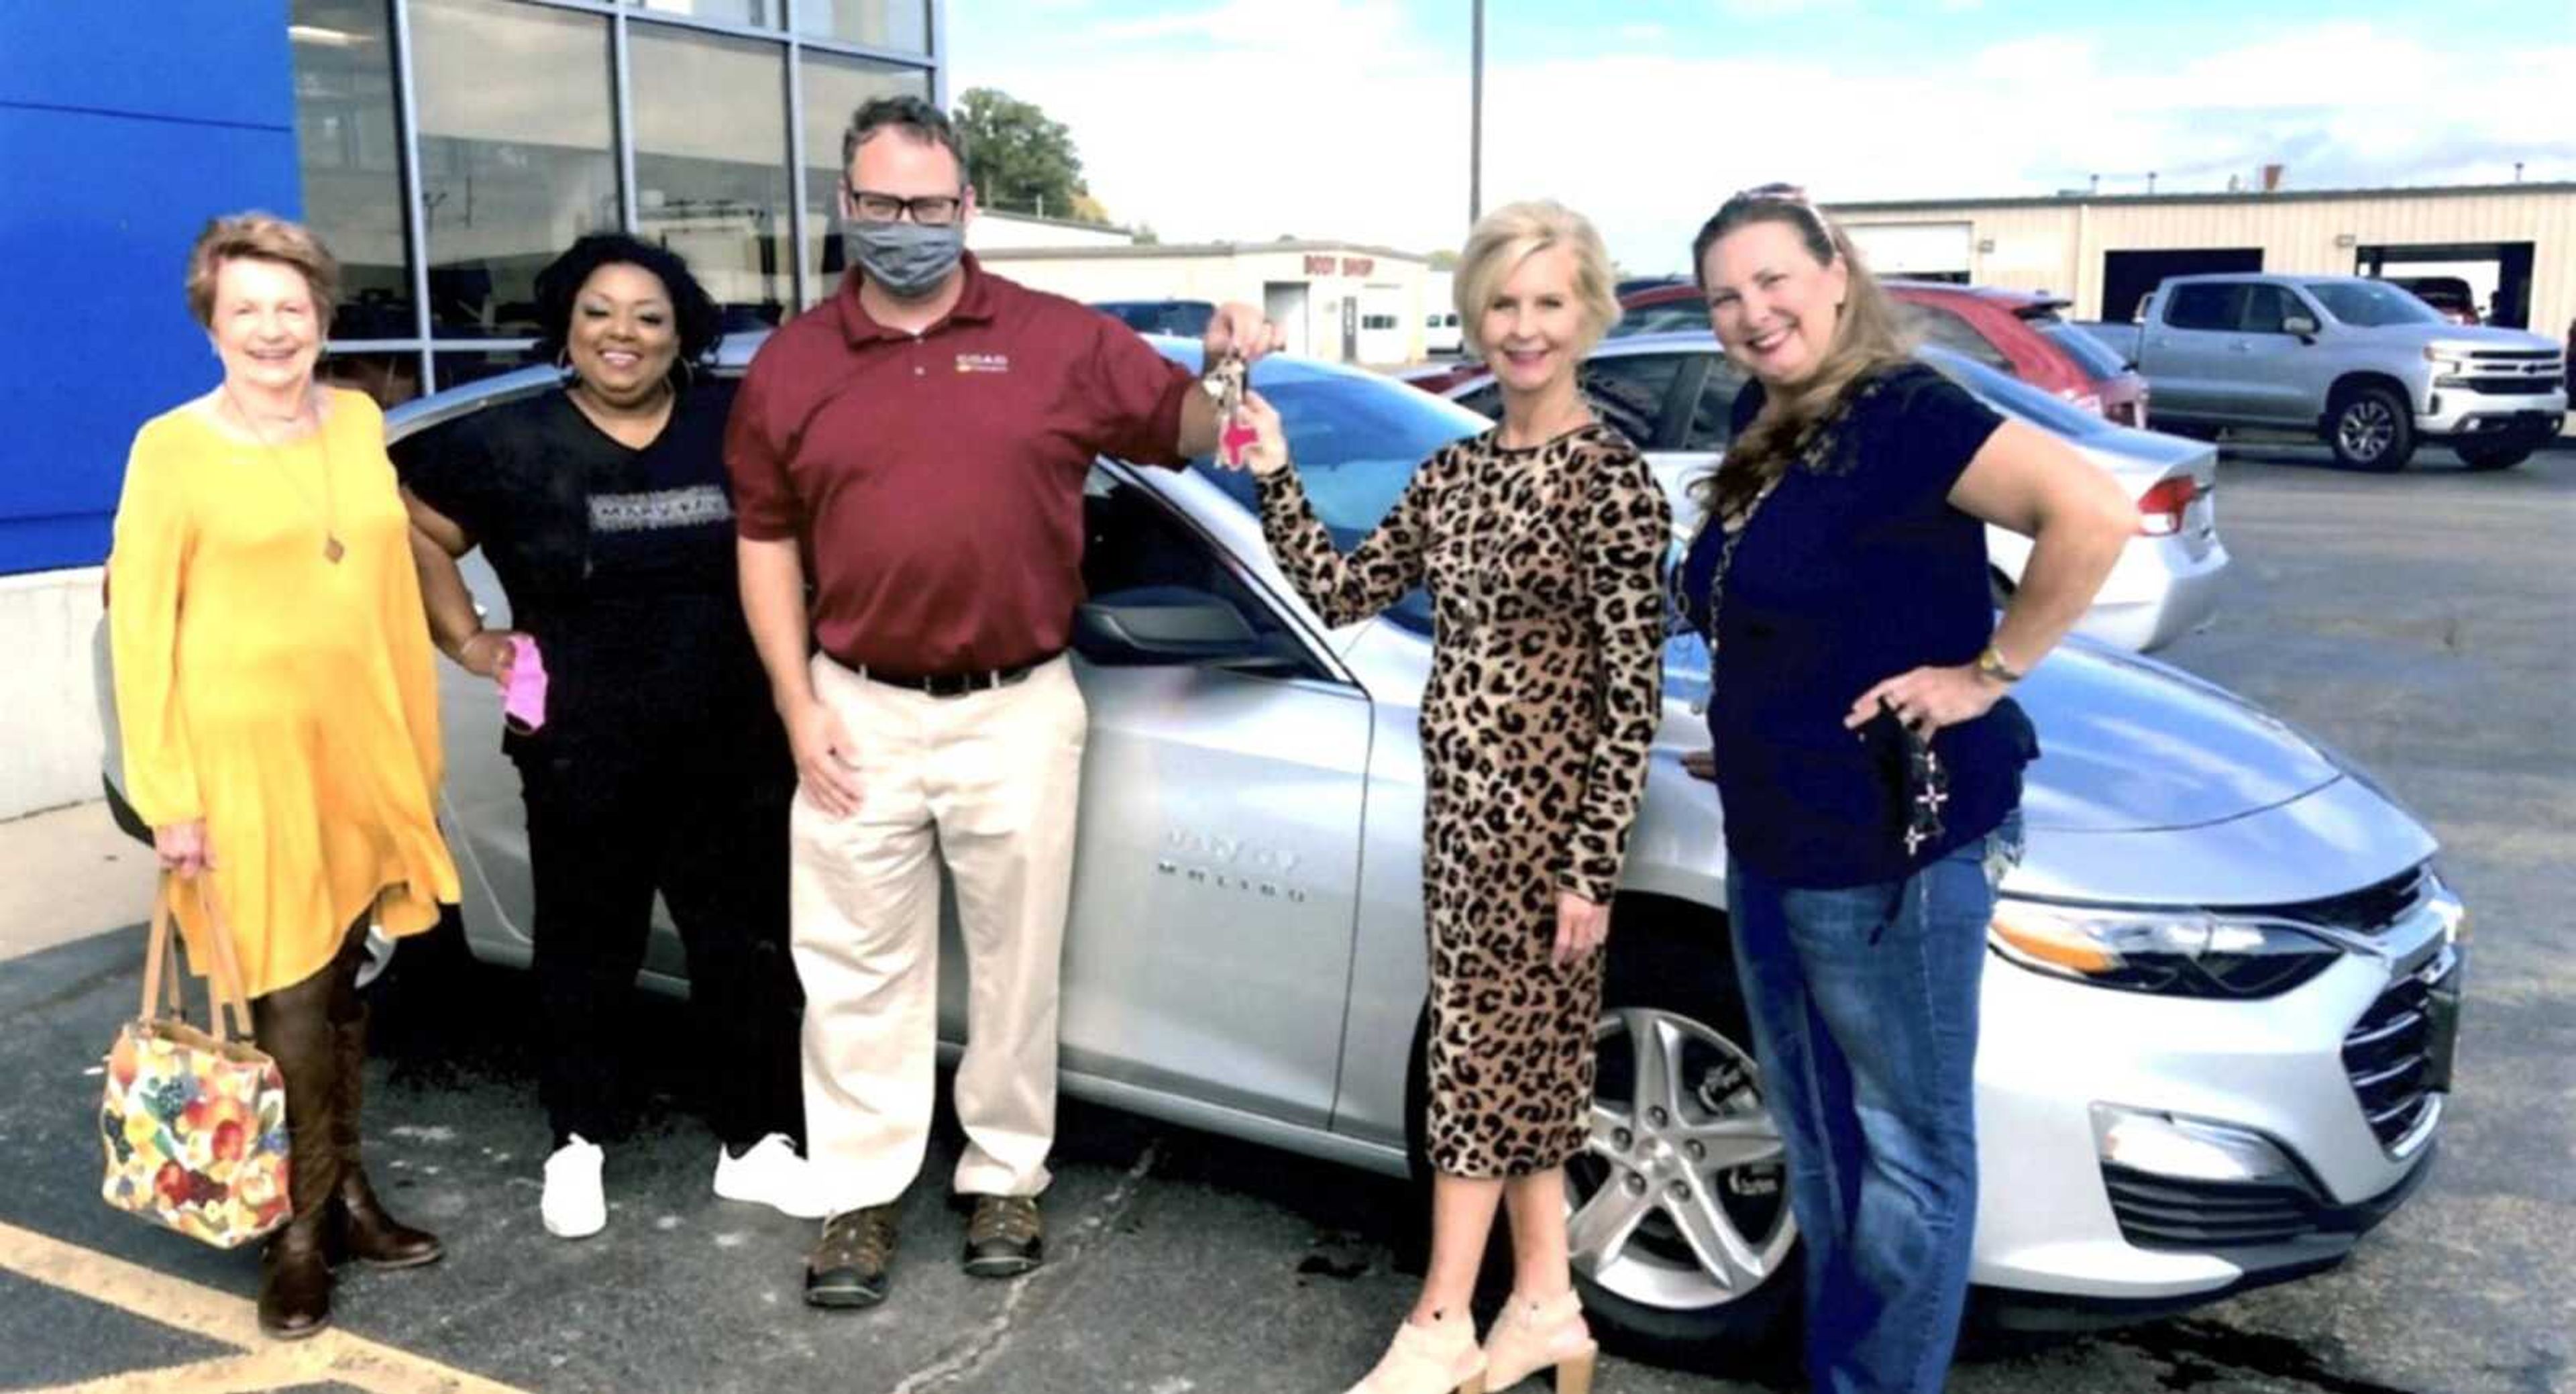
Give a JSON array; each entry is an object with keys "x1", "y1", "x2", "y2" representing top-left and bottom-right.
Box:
[{"x1": 885, "y1": 1140, "x2": 1163, "y2": 1394}]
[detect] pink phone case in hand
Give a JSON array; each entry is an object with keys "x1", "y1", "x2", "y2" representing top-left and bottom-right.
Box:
[{"x1": 503, "y1": 635, "x2": 549, "y2": 734}]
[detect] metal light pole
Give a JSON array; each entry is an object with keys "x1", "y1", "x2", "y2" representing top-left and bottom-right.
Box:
[{"x1": 1468, "y1": 0, "x2": 1484, "y2": 226}]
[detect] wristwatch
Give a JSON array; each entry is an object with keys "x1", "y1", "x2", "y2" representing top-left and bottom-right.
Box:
[{"x1": 1976, "y1": 643, "x2": 2025, "y2": 685}]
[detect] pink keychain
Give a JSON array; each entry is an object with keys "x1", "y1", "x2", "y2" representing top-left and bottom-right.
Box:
[
  {"x1": 1209, "y1": 355, "x2": 1260, "y2": 467},
  {"x1": 502, "y1": 635, "x2": 549, "y2": 735}
]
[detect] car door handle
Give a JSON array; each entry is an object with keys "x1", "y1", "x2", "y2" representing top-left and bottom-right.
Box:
[{"x1": 2226, "y1": 342, "x2": 2251, "y2": 353}]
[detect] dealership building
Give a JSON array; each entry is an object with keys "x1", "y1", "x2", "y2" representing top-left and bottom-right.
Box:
[
  {"x1": 1, "y1": 0, "x2": 947, "y2": 818},
  {"x1": 1830, "y1": 181, "x2": 2576, "y2": 338}
]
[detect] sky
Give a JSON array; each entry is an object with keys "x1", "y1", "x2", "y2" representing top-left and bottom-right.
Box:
[{"x1": 945, "y1": 0, "x2": 2576, "y2": 274}]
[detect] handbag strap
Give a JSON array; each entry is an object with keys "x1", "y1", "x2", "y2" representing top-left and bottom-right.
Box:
[{"x1": 141, "y1": 875, "x2": 259, "y2": 1042}]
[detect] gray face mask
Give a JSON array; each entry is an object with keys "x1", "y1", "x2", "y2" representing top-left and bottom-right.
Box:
[{"x1": 847, "y1": 218, "x2": 965, "y2": 301}]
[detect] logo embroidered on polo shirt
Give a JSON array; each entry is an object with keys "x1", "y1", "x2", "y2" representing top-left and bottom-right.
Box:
[{"x1": 955, "y1": 352, "x2": 1011, "y2": 374}]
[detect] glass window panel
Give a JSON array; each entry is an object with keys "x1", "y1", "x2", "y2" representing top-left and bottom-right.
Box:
[
  {"x1": 320, "y1": 351, "x2": 425, "y2": 409},
  {"x1": 796, "y1": 0, "x2": 928, "y2": 54},
  {"x1": 631, "y1": 28, "x2": 793, "y2": 330},
  {"x1": 291, "y1": 0, "x2": 414, "y2": 339},
  {"x1": 633, "y1": 0, "x2": 774, "y2": 26},
  {"x1": 434, "y1": 347, "x2": 550, "y2": 392},
  {"x1": 797, "y1": 52, "x2": 932, "y2": 303},
  {"x1": 413, "y1": 0, "x2": 618, "y2": 338}
]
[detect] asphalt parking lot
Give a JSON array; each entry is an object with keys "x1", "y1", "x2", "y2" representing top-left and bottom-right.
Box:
[{"x1": 3, "y1": 441, "x2": 2570, "y2": 1394}]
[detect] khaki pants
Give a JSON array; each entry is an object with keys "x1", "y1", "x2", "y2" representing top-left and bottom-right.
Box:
[{"x1": 791, "y1": 653, "x2": 1086, "y2": 1213}]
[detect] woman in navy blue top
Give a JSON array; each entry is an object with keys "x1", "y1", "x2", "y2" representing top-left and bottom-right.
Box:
[{"x1": 1675, "y1": 186, "x2": 2135, "y2": 1394}]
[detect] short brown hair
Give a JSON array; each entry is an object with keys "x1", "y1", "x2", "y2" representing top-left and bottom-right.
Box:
[
  {"x1": 841, "y1": 94, "x2": 967, "y2": 176},
  {"x1": 184, "y1": 213, "x2": 340, "y2": 331}
]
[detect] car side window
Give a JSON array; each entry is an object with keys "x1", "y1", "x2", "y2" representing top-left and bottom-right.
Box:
[
  {"x1": 2166, "y1": 283, "x2": 2241, "y2": 331},
  {"x1": 1578, "y1": 354, "x2": 1684, "y2": 448},
  {"x1": 1454, "y1": 381, "x2": 1502, "y2": 420},
  {"x1": 2241, "y1": 284, "x2": 2300, "y2": 335},
  {"x1": 1902, "y1": 303, "x2": 2012, "y2": 372},
  {"x1": 1079, "y1": 470, "x2": 1330, "y2": 682},
  {"x1": 1680, "y1": 356, "x2": 1751, "y2": 451}
]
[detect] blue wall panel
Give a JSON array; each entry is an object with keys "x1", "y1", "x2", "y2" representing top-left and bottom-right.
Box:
[{"x1": 0, "y1": 1, "x2": 299, "y2": 576}]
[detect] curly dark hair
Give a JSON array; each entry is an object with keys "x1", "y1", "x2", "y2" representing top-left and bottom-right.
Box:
[{"x1": 529, "y1": 234, "x2": 723, "y2": 380}]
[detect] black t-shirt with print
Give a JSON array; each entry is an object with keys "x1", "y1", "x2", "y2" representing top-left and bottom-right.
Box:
[{"x1": 395, "y1": 380, "x2": 775, "y2": 763}]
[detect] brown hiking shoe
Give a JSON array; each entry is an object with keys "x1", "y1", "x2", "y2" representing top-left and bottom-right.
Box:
[
  {"x1": 805, "y1": 1204, "x2": 899, "y2": 1309},
  {"x1": 962, "y1": 1194, "x2": 1044, "y2": 1278}
]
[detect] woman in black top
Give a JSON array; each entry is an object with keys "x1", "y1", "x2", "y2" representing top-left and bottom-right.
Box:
[
  {"x1": 397, "y1": 236, "x2": 812, "y2": 1238},
  {"x1": 1674, "y1": 187, "x2": 2135, "y2": 1394}
]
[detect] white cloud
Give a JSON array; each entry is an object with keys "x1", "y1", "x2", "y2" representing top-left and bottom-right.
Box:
[{"x1": 956, "y1": 17, "x2": 2576, "y2": 273}]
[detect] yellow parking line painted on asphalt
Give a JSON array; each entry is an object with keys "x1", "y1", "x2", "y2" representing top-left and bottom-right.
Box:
[
  {"x1": 35, "y1": 1353, "x2": 294, "y2": 1393},
  {"x1": 0, "y1": 1217, "x2": 529, "y2": 1394}
]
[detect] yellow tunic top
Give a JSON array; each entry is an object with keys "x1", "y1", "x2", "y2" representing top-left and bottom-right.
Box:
[{"x1": 109, "y1": 388, "x2": 460, "y2": 999}]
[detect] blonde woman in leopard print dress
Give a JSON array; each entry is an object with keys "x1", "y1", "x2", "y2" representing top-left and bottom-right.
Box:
[{"x1": 1230, "y1": 201, "x2": 1670, "y2": 1394}]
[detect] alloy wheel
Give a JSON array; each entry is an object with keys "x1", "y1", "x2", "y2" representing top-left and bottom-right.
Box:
[
  {"x1": 2338, "y1": 400, "x2": 2396, "y2": 463},
  {"x1": 1568, "y1": 1008, "x2": 1796, "y2": 1311}
]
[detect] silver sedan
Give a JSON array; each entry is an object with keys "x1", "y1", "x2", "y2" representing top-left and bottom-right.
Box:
[
  {"x1": 1443, "y1": 333, "x2": 2229, "y2": 654},
  {"x1": 96, "y1": 337, "x2": 2457, "y2": 1360}
]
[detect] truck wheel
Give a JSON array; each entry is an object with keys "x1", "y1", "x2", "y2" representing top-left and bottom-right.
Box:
[
  {"x1": 2328, "y1": 386, "x2": 2414, "y2": 472},
  {"x1": 2455, "y1": 441, "x2": 2534, "y2": 471}
]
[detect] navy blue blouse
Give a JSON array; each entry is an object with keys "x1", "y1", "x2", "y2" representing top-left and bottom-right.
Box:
[{"x1": 1676, "y1": 364, "x2": 2037, "y2": 889}]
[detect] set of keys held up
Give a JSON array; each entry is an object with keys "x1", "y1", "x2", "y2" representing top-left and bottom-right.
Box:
[{"x1": 1202, "y1": 353, "x2": 1260, "y2": 468}]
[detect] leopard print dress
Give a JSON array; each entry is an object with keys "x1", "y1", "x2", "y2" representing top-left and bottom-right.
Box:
[{"x1": 1256, "y1": 423, "x2": 1670, "y2": 1177}]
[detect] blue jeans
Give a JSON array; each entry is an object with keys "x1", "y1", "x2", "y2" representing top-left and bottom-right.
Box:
[{"x1": 1725, "y1": 813, "x2": 2021, "y2": 1394}]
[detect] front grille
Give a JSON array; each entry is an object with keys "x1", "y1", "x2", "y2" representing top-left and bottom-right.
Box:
[
  {"x1": 2439, "y1": 374, "x2": 2564, "y2": 395},
  {"x1": 2104, "y1": 1166, "x2": 2321, "y2": 1249},
  {"x1": 2102, "y1": 1155, "x2": 2430, "y2": 1254},
  {"x1": 2343, "y1": 969, "x2": 2445, "y2": 1148},
  {"x1": 2462, "y1": 350, "x2": 2560, "y2": 364},
  {"x1": 2227, "y1": 865, "x2": 2427, "y2": 935}
]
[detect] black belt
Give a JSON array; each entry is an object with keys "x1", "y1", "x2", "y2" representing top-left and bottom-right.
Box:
[{"x1": 857, "y1": 657, "x2": 1046, "y2": 698}]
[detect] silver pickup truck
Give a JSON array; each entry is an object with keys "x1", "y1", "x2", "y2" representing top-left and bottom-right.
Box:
[{"x1": 2135, "y1": 274, "x2": 2567, "y2": 471}]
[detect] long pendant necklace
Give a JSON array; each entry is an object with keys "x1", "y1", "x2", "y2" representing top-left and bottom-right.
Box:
[{"x1": 222, "y1": 382, "x2": 343, "y2": 564}]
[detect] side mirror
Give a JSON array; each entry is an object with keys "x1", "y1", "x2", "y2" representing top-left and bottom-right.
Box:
[
  {"x1": 1073, "y1": 585, "x2": 1281, "y2": 669},
  {"x1": 2282, "y1": 314, "x2": 2318, "y2": 339}
]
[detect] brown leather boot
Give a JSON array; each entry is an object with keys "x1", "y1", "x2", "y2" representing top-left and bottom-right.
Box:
[
  {"x1": 329, "y1": 1003, "x2": 443, "y2": 1268},
  {"x1": 252, "y1": 969, "x2": 340, "y2": 1340}
]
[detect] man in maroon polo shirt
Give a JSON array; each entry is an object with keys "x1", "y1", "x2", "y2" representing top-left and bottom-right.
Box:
[{"x1": 725, "y1": 95, "x2": 1277, "y2": 1310}]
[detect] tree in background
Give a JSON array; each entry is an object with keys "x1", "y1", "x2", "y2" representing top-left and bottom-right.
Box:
[{"x1": 957, "y1": 87, "x2": 1099, "y2": 223}]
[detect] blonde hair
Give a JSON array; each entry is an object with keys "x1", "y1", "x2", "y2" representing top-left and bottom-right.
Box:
[
  {"x1": 184, "y1": 212, "x2": 339, "y2": 332},
  {"x1": 1687, "y1": 193, "x2": 1911, "y2": 528},
  {"x1": 1454, "y1": 200, "x2": 1621, "y2": 360}
]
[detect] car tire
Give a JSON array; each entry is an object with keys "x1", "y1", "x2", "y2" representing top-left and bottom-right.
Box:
[
  {"x1": 1408, "y1": 897, "x2": 1802, "y2": 1363},
  {"x1": 2327, "y1": 386, "x2": 2414, "y2": 472},
  {"x1": 2455, "y1": 441, "x2": 2534, "y2": 471}
]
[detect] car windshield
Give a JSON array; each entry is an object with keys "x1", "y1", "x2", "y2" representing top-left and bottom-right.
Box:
[
  {"x1": 1099, "y1": 301, "x2": 1217, "y2": 336},
  {"x1": 2035, "y1": 319, "x2": 2133, "y2": 380},
  {"x1": 1185, "y1": 361, "x2": 1487, "y2": 637},
  {"x1": 2304, "y1": 281, "x2": 2443, "y2": 328}
]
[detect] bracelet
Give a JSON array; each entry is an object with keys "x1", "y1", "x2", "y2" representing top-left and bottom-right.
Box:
[{"x1": 1976, "y1": 643, "x2": 2025, "y2": 685}]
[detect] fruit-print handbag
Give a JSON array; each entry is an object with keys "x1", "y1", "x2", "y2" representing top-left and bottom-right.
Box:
[{"x1": 98, "y1": 876, "x2": 292, "y2": 1248}]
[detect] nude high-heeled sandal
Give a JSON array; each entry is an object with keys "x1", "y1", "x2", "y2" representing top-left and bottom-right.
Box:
[
  {"x1": 1344, "y1": 1307, "x2": 1489, "y2": 1394},
  {"x1": 1479, "y1": 1291, "x2": 1597, "y2": 1393}
]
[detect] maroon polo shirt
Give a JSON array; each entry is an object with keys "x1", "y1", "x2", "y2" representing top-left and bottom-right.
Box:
[{"x1": 727, "y1": 254, "x2": 1195, "y2": 675}]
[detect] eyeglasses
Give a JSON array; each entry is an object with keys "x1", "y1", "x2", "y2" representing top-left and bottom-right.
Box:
[
  {"x1": 845, "y1": 185, "x2": 964, "y2": 227},
  {"x1": 1719, "y1": 180, "x2": 1831, "y2": 244},
  {"x1": 1900, "y1": 725, "x2": 1949, "y2": 859},
  {"x1": 1731, "y1": 181, "x2": 1811, "y2": 205}
]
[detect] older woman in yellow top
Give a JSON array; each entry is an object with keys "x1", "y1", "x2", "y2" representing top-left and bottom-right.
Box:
[{"x1": 109, "y1": 213, "x2": 460, "y2": 1340}]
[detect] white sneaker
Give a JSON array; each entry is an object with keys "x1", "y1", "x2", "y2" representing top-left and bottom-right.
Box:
[
  {"x1": 712, "y1": 1133, "x2": 831, "y2": 1220},
  {"x1": 541, "y1": 1135, "x2": 607, "y2": 1239}
]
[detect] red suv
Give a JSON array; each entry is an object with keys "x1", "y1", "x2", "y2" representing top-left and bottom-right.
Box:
[{"x1": 1615, "y1": 280, "x2": 2152, "y2": 429}]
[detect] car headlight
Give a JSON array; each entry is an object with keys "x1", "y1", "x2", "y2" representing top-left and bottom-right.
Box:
[{"x1": 1989, "y1": 899, "x2": 2343, "y2": 999}]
